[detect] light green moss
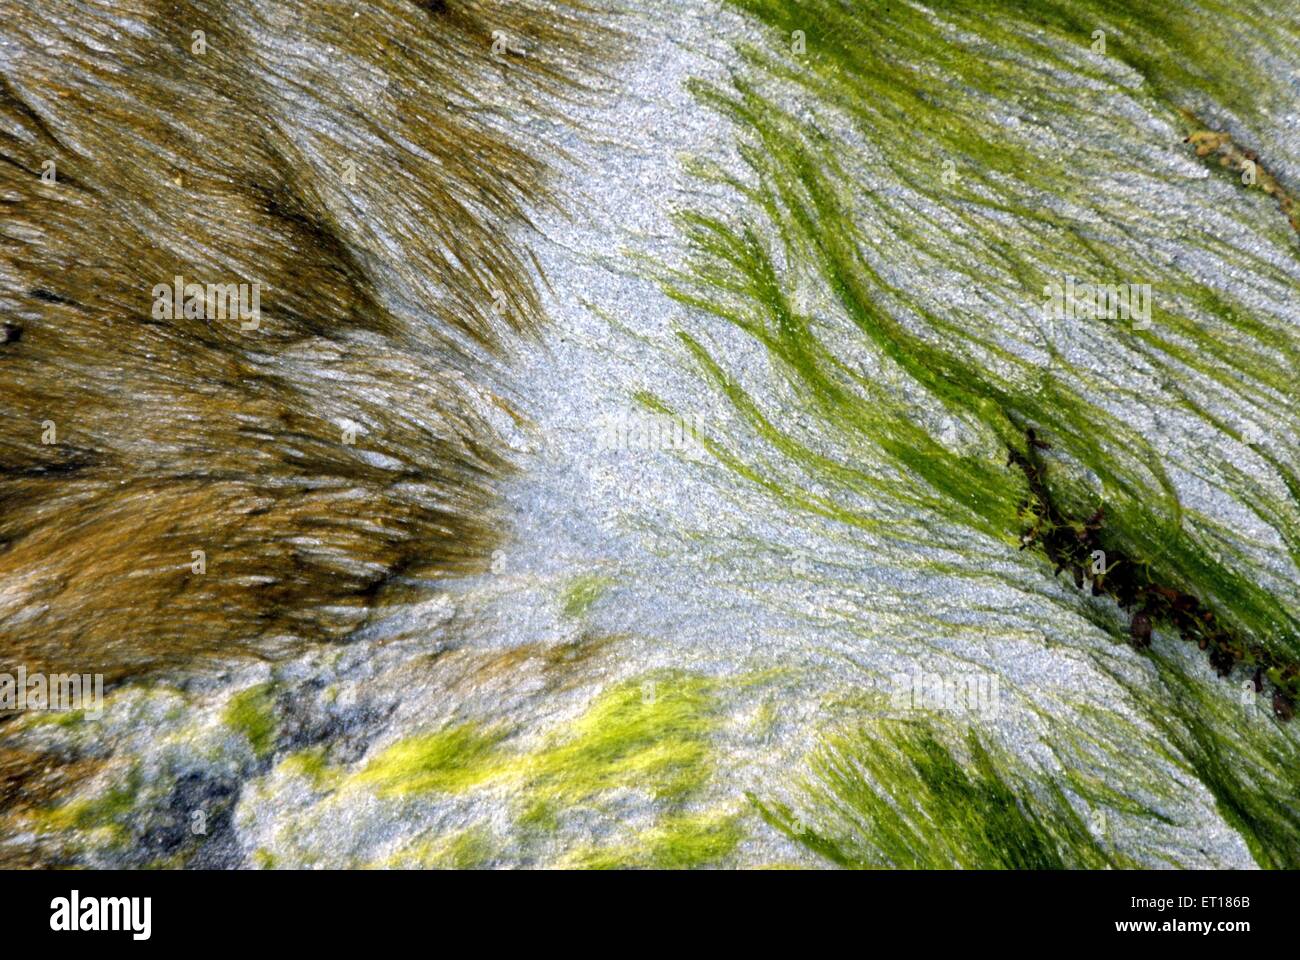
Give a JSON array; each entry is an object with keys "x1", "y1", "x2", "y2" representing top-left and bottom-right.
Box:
[
  {"x1": 353, "y1": 722, "x2": 506, "y2": 797},
  {"x1": 568, "y1": 811, "x2": 744, "y2": 869},
  {"x1": 518, "y1": 671, "x2": 719, "y2": 824},
  {"x1": 346, "y1": 670, "x2": 722, "y2": 826},
  {"x1": 224, "y1": 683, "x2": 278, "y2": 760},
  {"x1": 280, "y1": 746, "x2": 342, "y2": 791},
  {"x1": 384, "y1": 826, "x2": 496, "y2": 869},
  {"x1": 561, "y1": 574, "x2": 613, "y2": 619}
]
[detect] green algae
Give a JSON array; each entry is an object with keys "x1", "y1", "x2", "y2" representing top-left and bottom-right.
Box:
[
  {"x1": 664, "y1": 0, "x2": 1300, "y2": 650},
  {"x1": 517, "y1": 671, "x2": 719, "y2": 827},
  {"x1": 567, "y1": 811, "x2": 744, "y2": 869},
  {"x1": 1104, "y1": 654, "x2": 1300, "y2": 869},
  {"x1": 253, "y1": 848, "x2": 278, "y2": 869},
  {"x1": 37, "y1": 764, "x2": 143, "y2": 844},
  {"x1": 561, "y1": 574, "x2": 614, "y2": 619},
  {"x1": 354, "y1": 722, "x2": 507, "y2": 797},
  {"x1": 658, "y1": 0, "x2": 1300, "y2": 865},
  {"x1": 280, "y1": 747, "x2": 343, "y2": 792},
  {"x1": 224, "y1": 683, "x2": 278, "y2": 761},
  {"x1": 753, "y1": 720, "x2": 1129, "y2": 869},
  {"x1": 385, "y1": 826, "x2": 497, "y2": 870},
  {"x1": 337, "y1": 668, "x2": 723, "y2": 851}
]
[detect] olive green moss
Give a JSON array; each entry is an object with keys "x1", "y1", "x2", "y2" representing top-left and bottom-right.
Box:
[
  {"x1": 561, "y1": 574, "x2": 614, "y2": 619},
  {"x1": 37, "y1": 764, "x2": 144, "y2": 843},
  {"x1": 253, "y1": 848, "x2": 278, "y2": 869},
  {"x1": 0, "y1": 0, "x2": 626, "y2": 693},
  {"x1": 16, "y1": 708, "x2": 87, "y2": 731}
]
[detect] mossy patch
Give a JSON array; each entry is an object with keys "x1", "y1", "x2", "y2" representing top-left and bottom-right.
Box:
[
  {"x1": 223, "y1": 683, "x2": 278, "y2": 761},
  {"x1": 561, "y1": 574, "x2": 613, "y2": 619},
  {"x1": 384, "y1": 826, "x2": 496, "y2": 869},
  {"x1": 21, "y1": 709, "x2": 87, "y2": 730},
  {"x1": 279, "y1": 746, "x2": 342, "y2": 792},
  {"x1": 37, "y1": 764, "x2": 144, "y2": 843},
  {"x1": 567, "y1": 811, "x2": 744, "y2": 869},
  {"x1": 518, "y1": 671, "x2": 719, "y2": 824},
  {"x1": 353, "y1": 722, "x2": 507, "y2": 797},
  {"x1": 253, "y1": 848, "x2": 278, "y2": 869}
]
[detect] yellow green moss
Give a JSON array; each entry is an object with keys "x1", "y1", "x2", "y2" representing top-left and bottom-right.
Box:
[
  {"x1": 224, "y1": 683, "x2": 278, "y2": 760},
  {"x1": 279, "y1": 746, "x2": 342, "y2": 791},
  {"x1": 567, "y1": 811, "x2": 744, "y2": 869},
  {"x1": 384, "y1": 826, "x2": 496, "y2": 869},
  {"x1": 352, "y1": 722, "x2": 507, "y2": 797},
  {"x1": 9, "y1": 708, "x2": 90, "y2": 740},
  {"x1": 561, "y1": 574, "x2": 613, "y2": 618},
  {"x1": 253, "y1": 848, "x2": 278, "y2": 869},
  {"x1": 343, "y1": 670, "x2": 724, "y2": 853},
  {"x1": 36, "y1": 764, "x2": 143, "y2": 841},
  {"x1": 518, "y1": 671, "x2": 718, "y2": 825}
]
